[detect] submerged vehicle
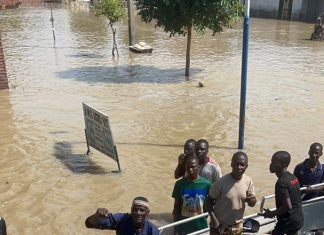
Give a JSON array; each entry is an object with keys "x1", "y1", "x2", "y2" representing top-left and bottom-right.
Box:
[{"x1": 158, "y1": 183, "x2": 324, "y2": 235}]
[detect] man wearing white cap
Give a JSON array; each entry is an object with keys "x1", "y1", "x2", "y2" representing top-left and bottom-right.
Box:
[{"x1": 85, "y1": 196, "x2": 159, "y2": 235}]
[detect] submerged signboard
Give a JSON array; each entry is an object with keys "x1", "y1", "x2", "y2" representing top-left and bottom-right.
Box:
[{"x1": 82, "y1": 103, "x2": 117, "y2": 161}]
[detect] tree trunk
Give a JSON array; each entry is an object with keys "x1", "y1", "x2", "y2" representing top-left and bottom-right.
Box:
[{"x1": 185, "y1": 25, "x2": 192, "y2": 78}]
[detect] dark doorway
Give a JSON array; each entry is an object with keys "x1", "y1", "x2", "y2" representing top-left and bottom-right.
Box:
[{"x1": 279, "y1": 0, "x2": 293, "y2": 20}]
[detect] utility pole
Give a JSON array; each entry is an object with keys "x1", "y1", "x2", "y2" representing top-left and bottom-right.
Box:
[
  {"x1": 127, "y1": 0, "x2": 136, "y2": 46},
  {"x1": 50, "y1": 3, "x2": 56, "y2": 43},
  {"x1": 238, "y1": 0, "x2": 250, "y2": 150}
]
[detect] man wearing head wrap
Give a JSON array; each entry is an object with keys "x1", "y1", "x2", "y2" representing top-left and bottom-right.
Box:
[{"x1": 85, "y1": 196, "x2": 159, "y2": 235}]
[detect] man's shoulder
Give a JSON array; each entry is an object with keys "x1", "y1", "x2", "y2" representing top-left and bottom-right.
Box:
[
  {"x1": 208, "y1": 156, "x2": 217, "y2": 165},
  {"x1": 197, "y1": 176, "x2": 212, "y2": 185},
  {"x1": 216, "y1": 173, "x2": 232, "y2": 184},
  {"x1": 146, "y1": 220, "x2": 159, "y2": 230},
  {"x1": 174, "y1": 177, "x2": 186, "y2": 185},
  {"x1": 319, "y1": 162, "x2": 324, "y2": 170},
  {"x1": 207, "y1": 157, "x2": 221, "y2": 167},
  {"x1": 142, "y1": 220, "x2": 160, "y2": 235},
  {"x1": 242, "y1": 174, "x2": 253, "y2": 181},
  {"x1": 293, "y1": 160, "x2": 308, "y2": 177},
  {"x1": 295, "y1": 160, "x2": 307, "y2": 170},
  {"x1": 277, "y1": 172, "x2": 297, "y2": 184},
  {"x1": 203, "y1": 161, "x2": 218, "y2": 170},
  {"x1": 109, "y1": 213, "x2": 132, "y2": 226}
]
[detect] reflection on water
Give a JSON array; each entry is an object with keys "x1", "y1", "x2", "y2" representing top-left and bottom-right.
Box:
[{"x1": 0, "y1": 4, "x2": 323, "y2": 234}]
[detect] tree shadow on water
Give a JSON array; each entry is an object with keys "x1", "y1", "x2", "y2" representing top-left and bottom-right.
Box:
[
  {"x1": 54, "y1": 141, "x2": 113, "y2": 174},
  {"x1": 56, "y1": 65, "x2": 202, "y2": 84}
]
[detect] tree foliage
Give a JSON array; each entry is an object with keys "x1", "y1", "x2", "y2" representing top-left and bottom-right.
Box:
[
  {"x1": 93, "y1": 0, "x2": 126, "y2": 24},
  {"x1": 92, "y1": 0, "x2": 126, "y2": 57},
  {"x1": 135, "y1": 0, "x2": 243, "y2": 76},
  {"x1": 136, "y1": 0, "x2": 243, "y2": 36}
]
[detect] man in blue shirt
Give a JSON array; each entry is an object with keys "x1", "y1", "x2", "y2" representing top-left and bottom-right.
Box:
[
  {"x1": 85, "y1": 196, "x2": 159, "y2": 235},
  {"x1": 294, "y1": 142, "x2": 324, "y2": 200}
]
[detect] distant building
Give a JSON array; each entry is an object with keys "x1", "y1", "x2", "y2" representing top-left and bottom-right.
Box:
[
  {"x1": 0, "y1": 0, "x2": 21, "y2": 9},
  {"x1": 250, "y1": 0, "x2": 324, "y2": 22}
]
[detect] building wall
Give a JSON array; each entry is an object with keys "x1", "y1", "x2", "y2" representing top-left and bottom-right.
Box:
[
  {"x1": 291, "y1": 0, "x2": 302, "y2": 20},
  {"x1": 18, "y1": 0, "x2": 61, "y2": 6},
  {"x1": 301, "y1": 0, "x2": 324, "y2": 22},
  {"x1": 250, "y1": 0, "x2": 280, "y2": 19},
  {"x1": 250, "y1": 0, "x2": 324, "y2": 21}
]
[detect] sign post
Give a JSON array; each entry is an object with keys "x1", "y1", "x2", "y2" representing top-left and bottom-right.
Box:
[
  {"x1": 83, "y1": 103, "x2": 121, "y2": 172},
  {"x1": 238, "y1": 0, "x2": 250, "y2": 150}
]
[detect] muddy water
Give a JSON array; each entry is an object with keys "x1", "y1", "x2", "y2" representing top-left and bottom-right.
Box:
[{"x1": 0, "y1": 4, "x2": 323, "y2": 234}]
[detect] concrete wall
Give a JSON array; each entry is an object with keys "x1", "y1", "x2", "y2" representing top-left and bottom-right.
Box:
[
  {"x1": 291, "y1": 0, "x2": 303, "y2": 20},
  {"x1": 300, "y1": 0, "x2": 324, "y2": 22},
  {"x1": 0, "y1": 33, "x2": 9, "y2": 90},
  {"x1": 250, "y1": 0, "x2": 324, "y2": 21},
  {"x1": 19, "y1": 0, "x2": 61, "y2": 6},
  {"x1": 250, "y1": 0, "x2": 280, "y2": 19}
]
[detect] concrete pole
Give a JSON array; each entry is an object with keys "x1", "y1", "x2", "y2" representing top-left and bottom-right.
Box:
[{"x1": 127, "y1": 0, "x2": 136, "y2": 46}]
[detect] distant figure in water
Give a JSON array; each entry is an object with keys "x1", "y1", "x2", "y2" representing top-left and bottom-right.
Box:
[
  {"x1": 85, "y1": 196, "x2": 159, "y2": 235},
  {"x1": 174, "y1": 139, "x2": 196, "y2": 179},
  {"x1": 0, "y1": 217, "x2": 6, "y2": 235},
  {"x1": 311, "y1": 15, "x2": 323, "y2": 40},
  {"x1": 198, "y1": 82, "x2": 204, "y2": 87}
]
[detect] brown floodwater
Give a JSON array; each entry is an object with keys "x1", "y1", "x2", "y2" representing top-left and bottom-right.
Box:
[{"x1": 0, "y1": 3, "x2": 323, "y2": 234}]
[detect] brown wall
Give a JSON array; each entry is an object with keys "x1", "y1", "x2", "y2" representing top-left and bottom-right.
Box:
[{"x1": 0, "y1": 33, "x2": 9, "y2": 90}]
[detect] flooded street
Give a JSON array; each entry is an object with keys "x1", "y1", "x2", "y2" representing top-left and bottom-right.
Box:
[{"x1": 0, "y1": 4, "x2": 324, "y2": 234}]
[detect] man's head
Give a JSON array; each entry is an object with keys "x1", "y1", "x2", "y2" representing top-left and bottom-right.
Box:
[
  {"x1": 131, "y1": 197, "x2": 150, "y2": 228},
  {"x1": 184, "y1": 139, "x2": 196, "y2": 157},
  {"x1": 195, "y1": 139, "x2": 209, "y2": 165},
  {"x1": 231, "y1": 151, "x2": 248, "y2": 180},
  {"x1": 308, "y1": 142, "x2": 323, "y2": 160},
  {"x1": 270, "y1": 151, "x2": 291, "y2": 174},
  {"x1": 186, "y1": 156, "x2": 200, "y2": 181}
]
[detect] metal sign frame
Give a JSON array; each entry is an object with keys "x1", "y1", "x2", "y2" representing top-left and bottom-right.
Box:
[{"x1": 83, "y1": 103, "x2": 121, "y2": 172}]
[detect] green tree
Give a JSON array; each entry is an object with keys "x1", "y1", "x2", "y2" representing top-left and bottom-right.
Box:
[
  {"x1": 135, "y1": 0, "x2": 243, "y2": 77},
  {"x1": 92, "y1": 0, "x2": 126, "y2": 57}
]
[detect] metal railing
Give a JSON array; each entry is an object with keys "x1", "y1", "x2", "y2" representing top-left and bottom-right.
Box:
[
  {"x1": 259, "y1": 182, "x2": 324, "y2": 212},
  {"x1": 159, "y1": 182, "x2": 324, "y2": 234},
  {"x1": 158, "y1": 213, "x2": 208, "y2": 234}
]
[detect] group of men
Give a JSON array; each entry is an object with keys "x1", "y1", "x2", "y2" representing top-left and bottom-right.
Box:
[
  {"x1": 172, "y1": 139, "x2": 256, "y2": 235},
  {"x1": 171, "y1": 140, "x2": 323, "y2": 235},
  {"x1": 84, "y1": 140, "x2": 323, "y2": 235}
]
